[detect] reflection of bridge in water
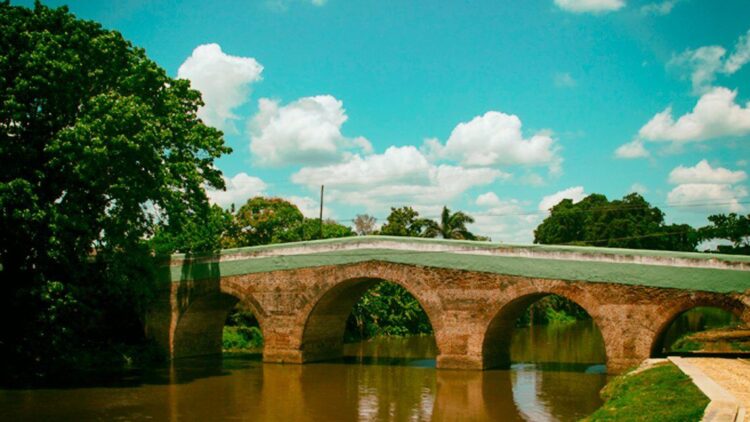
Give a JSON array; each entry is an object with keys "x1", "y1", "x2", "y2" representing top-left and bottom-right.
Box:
[{"x1": 146, "y1": 236, "x2": 750, "y2": 374}]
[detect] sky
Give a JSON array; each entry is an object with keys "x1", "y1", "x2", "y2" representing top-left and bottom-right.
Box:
[{"x1": 16, "y1": 0, "x2": 750, "y2": 243}]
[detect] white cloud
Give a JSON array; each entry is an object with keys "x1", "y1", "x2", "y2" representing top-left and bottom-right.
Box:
[
  {"x1": 291, "y1": 146, "x2": 506, "y2": 211},
  {"x1": 178, "y1": 44, "x2": 263, "y2": 132},
  {"x1": 638, "y1": 87, "x2": 750, "y2": 143},
  {"x1": 669, "y1": 46, "x2": 726, "y2": 95},
  {"x1": 666, "y1": 184, "x2": 747, "y2": 212},
  {"x1": 554, "y1": 72, "x2": 577, "y2": 88},
  {"x1": 429, "y1": 111, "x2": 561, "y2": 173},
  {"x1": 287, "y1": 195, "x2": 330, "y2": 219},
  {"x1": 538, "y1": 186, "x2": 586, "y2": 212},
  {"x1": 641, "y1": 0, "x2": 677, "y2": 15},
  {"x1": 554, "y1": 0, "x2": 625, "y2": 14},
  {"x1": 206, "y1": 172, "x2": 267, "y2": 208},
  {"x1": 615, "y1": 139, "x2": 650, "y2": 159},
  {"x1": 669, "y1": 29, "x2": 750, "y2": 94},
  {"x1": 249, "y1": 95, "x2": 372, "y2": 167},
  {"x1": 629, "y1": 183, "x2": 648, "y2": 195},
  {"x1": 472, "y1": 192, "x2": 538, "y2": 243},
  {"x1": 725, "y1": 29, "x2": 750, "y2": 74},
  {"x1": 668, "y1": 160, "x2": 747, "y2": 184},
  {"x1": 666, "y1": 160, "x2": 748, "y2": 214}
]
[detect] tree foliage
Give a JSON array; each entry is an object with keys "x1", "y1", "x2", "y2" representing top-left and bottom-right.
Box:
[
  {"x1": 423, "y1": 206, "x2": 477, "y2": 239},
  {"x1": 345, "y1": 282, "x2": 433, "y2": 342},
  {"x1": 534, "y1": 193, "x2": 698, "y2": 251},
  {"x1": 353, "y1": 214, "x2": 377, "y2": 235},
  {"x1": 699, "y1": 213, "x2": 750, "y2": 255},
  {"x1": 0, "y1": 2, "x2": 230, "y2": 377},
  {"x1": 378, "y1": 206, "x2": 432, "y2": 237},
  {"x1": 217, "y1": 197, "x2": 355, "y2": 247}
]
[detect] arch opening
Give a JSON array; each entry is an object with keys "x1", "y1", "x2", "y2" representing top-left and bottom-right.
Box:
[
  {"x1": 173, "y1": 292, "x2": 265, "y2": 359},
  {"x1": 222, "y1": 302, "x2": 264, "y2": 354},
  {"x1": 301, "y1": 278, "x2": 436, "y2": 363},
  {"x1": 483, "y1": 293, "x2": 606, "y2": 371},
  {"x1": 651, "y1": 306, "x2": 743, "y2": 356}
]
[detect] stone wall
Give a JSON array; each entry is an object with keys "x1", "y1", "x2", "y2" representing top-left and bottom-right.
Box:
[{"x1": 147, "y1": 261, "x2": 750, "y2": 374}]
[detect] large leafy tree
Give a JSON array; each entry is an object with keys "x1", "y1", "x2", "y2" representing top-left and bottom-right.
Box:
[
  {"x1": 423, "y1": 206, "x2": 477, "y2": 240},
  {"x1": 534, "y1": 193, "x2": 698, "y2": 251},
  {"x1": 379, "y1": 206, "x2": 432, "y2": 237},
  {"x1": 0, "y1": 2, "x2": 230, "y2": 375},
  {"x1": 699, "y1": 213, "x2": 750, "y2": 255},
  {"x1": 224, "y1": 197, "x2": 305, "y2": 247}
]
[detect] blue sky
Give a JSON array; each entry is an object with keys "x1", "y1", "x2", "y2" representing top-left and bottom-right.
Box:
[{"x1": 18, "y1": 0, "x2": 750, "y2": 242}]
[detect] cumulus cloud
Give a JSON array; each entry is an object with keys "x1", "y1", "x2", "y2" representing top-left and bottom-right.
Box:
[
  {"x1": 178, "y1": 44, "x2": 263, "y2": 132},
  {"x1": 427, "y1": 111, "x2": 561, "y2": 173},
  {"x1": 206, "y1": 172, "x2": 267, "y2": 208},
  {"x1": 471, "y1": 192, "x2": 538, "y2": 243},
  {"x1": 249, "y1": 95, "x2": 372, "y2": 167},
  {"x1": 538, "y1": 186, "x2": 586, "y2": 212},
  {"x1": 638, "y1": 87, "x2": 750, "y2": 143},
  {"x1": 669, "y1": 29, "x2": 750, "y2": 94},
  {"x1": 668, "y1": 160, "x2": 747, "y2": 184},
  {"x1": 641, "y1": 0, "x2": 677, "y2": 15},
  {"x1": 666, "y1": 184, "x2": 747, "y2": 212},
  {"x1": 291, "y1": 146, "x2": 507, "y2": 211},
  {"x1": 615, "y1": 139, "x2": 650, "y2": 159},
  {"x1": 554, "y1": 0, "x2": 625, "y2": 14},
  {"x1": 666, "y1": 160, "x2": 747, "y2": 213}
]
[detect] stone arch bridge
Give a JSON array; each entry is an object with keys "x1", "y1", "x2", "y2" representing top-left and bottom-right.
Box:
[{"x1": 146, "y1": 236, "x2": 750, "y2": 374}]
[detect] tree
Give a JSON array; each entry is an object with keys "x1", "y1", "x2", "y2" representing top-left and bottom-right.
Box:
[
  {"x1": 534, "y1": 193, "x2": 698, "y2": 251},
  {"x1": 422, "y1": 206, "x2": 477, "y2": 240},
  {"x1": 0, "y1": 2, "x2": 230, "y2": 376},
  {"x1": 699, "y1": 213, "x2": 750, "y2": 255},
  {"x1": 277, "y1": 218, "x2": 356, "y2": 242},
  {"x1": 353, "y1": 214, "x2": 377, "y2": 235},
  {"x1": 379, "y1": 206, "x2": 432, "y2": 237},
  {"x1": 225, "y1": 197, "x2": 305, "y2": 247}
]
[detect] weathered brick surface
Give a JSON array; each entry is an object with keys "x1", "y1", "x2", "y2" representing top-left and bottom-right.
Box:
[{"x1": 146, "y1": 261, "x2": 750, "y2": 374}]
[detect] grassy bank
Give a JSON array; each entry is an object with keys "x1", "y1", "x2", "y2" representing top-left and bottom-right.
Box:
[{"x1": 582, "y1": 362, "x2": 708, "y2": 422}]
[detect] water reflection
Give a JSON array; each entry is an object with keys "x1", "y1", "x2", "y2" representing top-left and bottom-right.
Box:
[{"x1": 0, "y1": 322, "x2": 608, "y2": 422}]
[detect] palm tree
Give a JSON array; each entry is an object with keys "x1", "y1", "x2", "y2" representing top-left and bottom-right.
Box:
[{"x1": 422, "y1": 206, "x2": 476, "y2": 240}]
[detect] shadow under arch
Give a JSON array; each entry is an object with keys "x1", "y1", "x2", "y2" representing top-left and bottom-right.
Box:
[
  {"x1": 481, "y1": 291, "x2": 607, "y2": 371},
  {"x1": 299, "y1": 276, "x2": 439, "y2": 363},
  {"x1": 173, "y1": 291, "x2": 266, "y2": 359},
  {"x1": 649, "y1": 297, "x2": 746, "y2": 357}
]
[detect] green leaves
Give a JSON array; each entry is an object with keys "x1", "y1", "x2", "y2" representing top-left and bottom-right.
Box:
[
  {"x1": 0, "y1": 2, "x2": 230, "y2": 377},
  {"x1": 533, "y1": 193, "x2": 698, "y2": 251}
]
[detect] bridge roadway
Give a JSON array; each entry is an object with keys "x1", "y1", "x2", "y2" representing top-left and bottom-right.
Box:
[{"x1": 145, "y1": 236, "x2": 750, "y2": 374}]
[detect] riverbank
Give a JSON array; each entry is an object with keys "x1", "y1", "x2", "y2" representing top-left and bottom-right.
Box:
[{"x1": 583, "y1": 362, "x2": 709, "y2": 421}]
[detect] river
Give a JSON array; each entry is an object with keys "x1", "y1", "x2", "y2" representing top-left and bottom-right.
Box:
[{"x1": 0, "y1": 320, "x2": 610, "y2": 421}]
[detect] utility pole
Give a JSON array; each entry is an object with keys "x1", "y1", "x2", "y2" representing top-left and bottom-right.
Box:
[{"x1": 319, "y1": 185, "x2": 324, "y2": 239}]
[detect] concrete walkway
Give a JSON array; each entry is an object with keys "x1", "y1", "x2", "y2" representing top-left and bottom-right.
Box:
[{"x1": 670, "y1": 357, "x2": 750, "y2": 422}]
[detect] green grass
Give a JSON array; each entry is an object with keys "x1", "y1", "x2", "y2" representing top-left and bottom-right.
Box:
[
  {"x1": 582, "y1": 363, "x2": 708, "y2": 422},
  {"x1": 222, "y1": 326, "x2": 263, "y2": 351}
]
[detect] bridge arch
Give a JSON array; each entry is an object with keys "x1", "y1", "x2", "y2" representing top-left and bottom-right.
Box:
[
  {"x1": 173, "y1": 288, "x2": 266, "y2": 359},
  {"x1": 481, "y1": 285, "x2": 608, "y2": 370},
  {"x1": 297, "y1": 272, "x2": 443, "y2": 363},
  {"x1": 649, "y1": 294, "x2": 749, "y2": 357}
]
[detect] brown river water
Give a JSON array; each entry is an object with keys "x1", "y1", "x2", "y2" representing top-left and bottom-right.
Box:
[{"x1": 0, "y1": 321, "x2": 610, "y2": 421}]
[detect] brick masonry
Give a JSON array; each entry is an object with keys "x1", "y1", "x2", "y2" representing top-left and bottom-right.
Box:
[{"x1": 145, "y1": 260, "x2": 750, "y2": 374}]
